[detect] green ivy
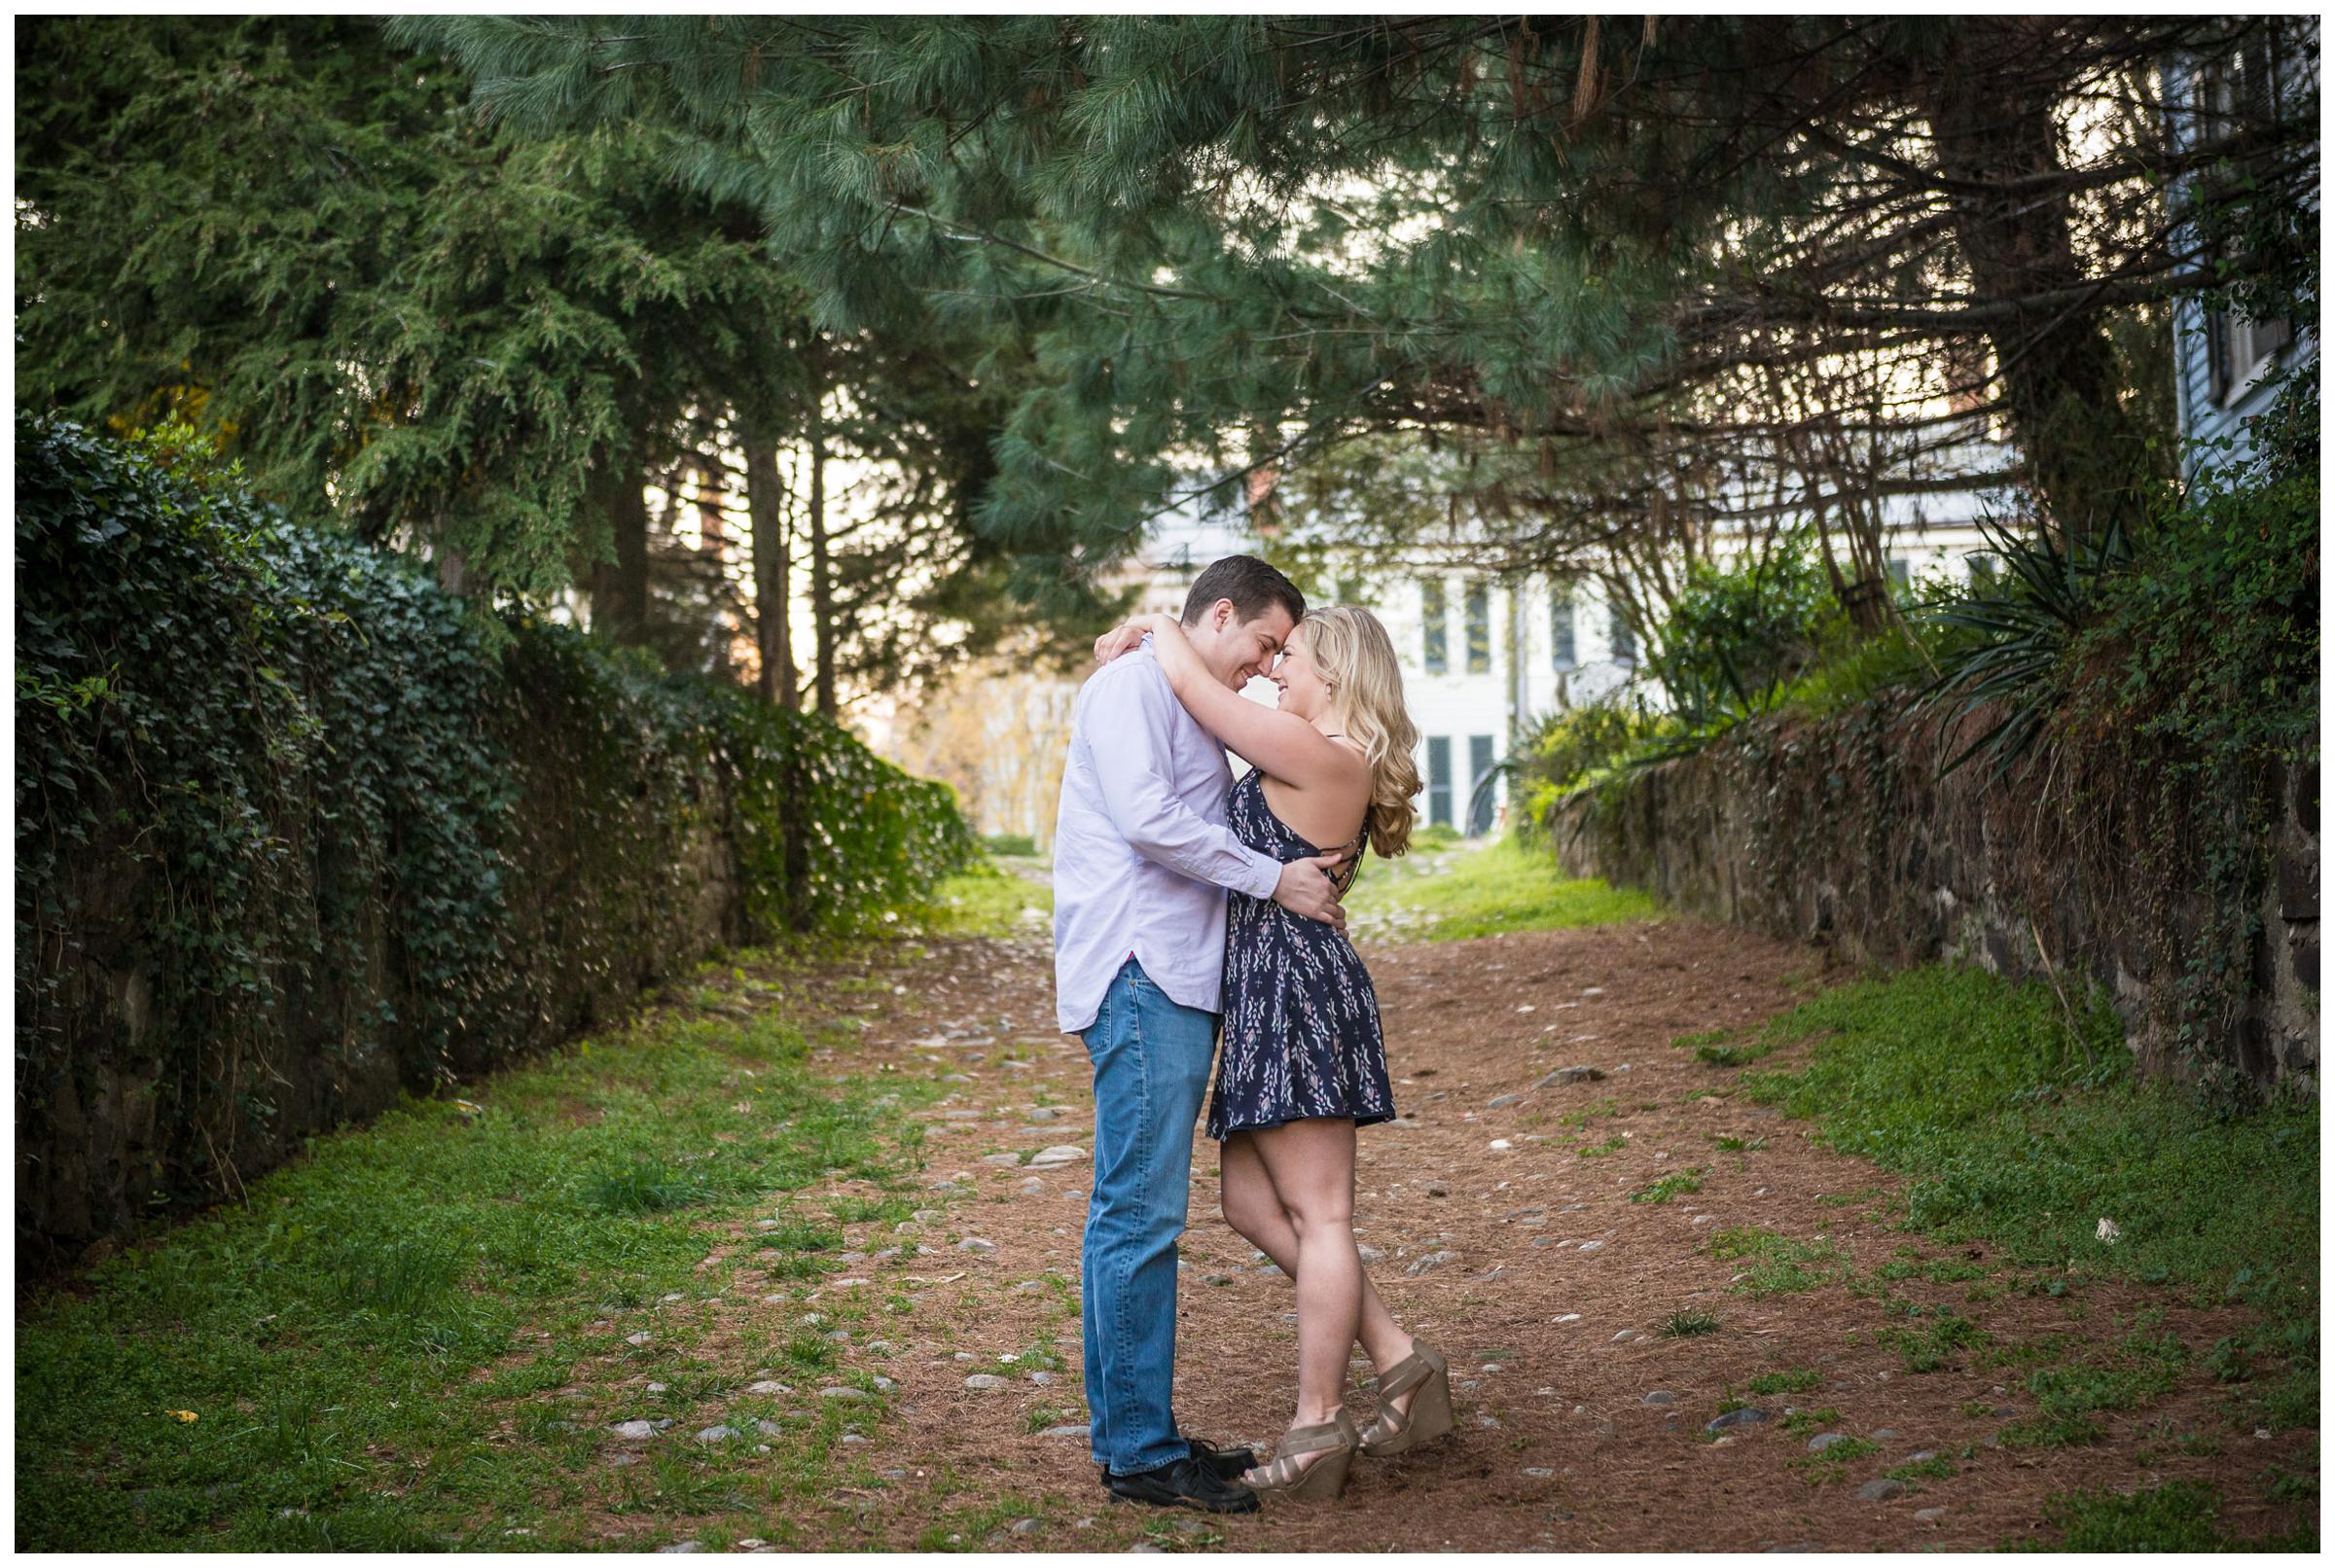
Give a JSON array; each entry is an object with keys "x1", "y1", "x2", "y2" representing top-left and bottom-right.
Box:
[
  {"x1": 16, "y1": 413, "x2": 970, "y2": 1251},
  {"x1": 2060, "y1": 370, "x2": 2319, "y2": 1095}
]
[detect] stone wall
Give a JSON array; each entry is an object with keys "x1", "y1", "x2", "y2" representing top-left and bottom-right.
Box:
[{"x1": 1551, "y1": 696, "x2": 2317, "y2": 1092}]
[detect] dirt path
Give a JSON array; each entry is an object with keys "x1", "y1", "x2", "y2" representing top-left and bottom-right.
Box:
[{"x1": 593, "y1": 920, "x2": 2302, "y2": 1551}]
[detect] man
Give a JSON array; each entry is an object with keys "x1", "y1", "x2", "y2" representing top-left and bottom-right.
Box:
[{"x1": 1053, "y1": 554, "x2": 1349, "y2": 1514}]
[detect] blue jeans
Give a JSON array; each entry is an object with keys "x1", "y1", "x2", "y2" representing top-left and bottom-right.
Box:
[{"x1": 1080, "y1": 957, "x2": 1216, "y2": 1475}]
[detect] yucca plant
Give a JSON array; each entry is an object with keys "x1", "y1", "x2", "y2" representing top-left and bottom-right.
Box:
[{"x1": 1914, "y1": 512, "x2": 2133, "y2": 784}]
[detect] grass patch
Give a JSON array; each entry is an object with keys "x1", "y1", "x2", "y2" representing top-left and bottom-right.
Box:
[
  {"x1": 1886, "y1": 1455, "x2": 1958, "y2": 1484},
  {"x1": 1707, "y1": 1226, "x2": 1853, "y2": 1298},
  {"x1": 1737, "y1": 963, "x2": 2317, "y2": 1435},
  {"x1": 2005, "y1": 1332, "x2": 2188, "y2": 1434},
  {"x1": 1795, "y1": 1435, "x2": 1880, "y2": 1480},
  {"x1": 2000, "y1": 1410, "x2": 2107, "y2": 1449},
  {"x1": 1575, "y1": 1132, "x2": 1627, "y2": 1158},
  {"x1": 906, "y1": 857, "x2": 1051, "y2": 939},
  {"x1": 915, "y1": 1494, "x2": 1058, "y2": 1552},
  {"x1": 1661, "y1": 1308, "x2": 1721, "y2": 1337},
  {"x1": 1714, "y1": 1133, "x2": 1767, "y2": 1153},
  {"x1": 1780, "y1": 1407, "x2": 1842, "y2": 1438},
  {"x1": 2262, "y1": 1464, "x2": 2317, "y2": 1504},
  {"x1": 1877, "y1": 1311, "x2": 1991, "y2": 1372},
  {"x1": 1345, "y1": 835, "x2": 1663, "y2": 942},
  {"x1": 1630, "y1": 1167, "x2": 1706, "y2": 1204},
  {"x1": 1876, "y1": 1247, "x2": 1990, "y2": 1284},
  {"x1": 15, "y1": 946, "x2": 937, "y2": 1551},
  {"x1": 2007, "y1": 1479, "x2": 2317, "y2": 1551},
  {"x1": 1747, "y1": 1368, "x2": 1820, "y2": 1396}
]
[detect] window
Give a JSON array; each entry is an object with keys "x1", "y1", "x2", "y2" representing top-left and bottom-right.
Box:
[
  {"x1": 1420, "y1": 579, "x2": 1448, "y2": 673},
  {"x1": 1609, "y1": 602, "x2": 1636, "y2": 664},
  {"x1": 1426, "y1": 736, "x2": 1453, "y2": 827},
  {"x1": 1463, "y1": 581, "x2": 1491, "y2": 674},
  {"x1": 1550, "y1": 588, "x2": 1577, "y2": 672},
  {"x1": 1886, "y1": 557, "x2": 1911, "y2": 592},
  {"x1": 2197, "y1": 36, "x2": 2297, "y2": 406},
  {"x1": 2208, "y1": 308, "x2": 2294, "y2": 407},
  {"x1": 1966, "y1": 552, "x2": 2000, "y2": 590},
  {"x1": 1335, "y1": 575, "x2": 1366, "y2": 607},
  {"x1": 1466, "y1": 735, "x2": 1496, "y2": 837}
]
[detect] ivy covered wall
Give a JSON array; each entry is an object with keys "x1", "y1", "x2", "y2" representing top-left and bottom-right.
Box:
[{"x1": 16, "y1": 416, "x2": 972, "y2": 1264}]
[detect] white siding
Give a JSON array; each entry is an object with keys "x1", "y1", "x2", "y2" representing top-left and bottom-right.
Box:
[{"x1": 2162, "y1": 40, "x2": 2319, "y2": 480}]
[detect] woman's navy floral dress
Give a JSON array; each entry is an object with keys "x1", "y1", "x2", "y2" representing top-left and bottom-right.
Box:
[{"x1": 1207, "y1": 767, "x2": 1397, "y2": 1140}]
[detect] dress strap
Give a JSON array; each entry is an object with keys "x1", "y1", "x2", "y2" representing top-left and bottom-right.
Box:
[{"x1": 1330, "y1": 805, "x2": 1371, "y2": 898}]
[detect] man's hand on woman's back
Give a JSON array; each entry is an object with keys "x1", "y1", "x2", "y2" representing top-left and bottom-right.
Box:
[{"x1": 1273, "y1": 853, "x2": 1348, "y2": 935}]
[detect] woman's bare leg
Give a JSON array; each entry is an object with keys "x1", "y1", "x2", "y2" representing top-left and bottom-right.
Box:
[
  {"x1": 1239, "y1": 1118, "x2": 1373, "y2": 1432},
  {"x1": 1219, "y1": 1131, "x2": 1412, "y2": 1372}
]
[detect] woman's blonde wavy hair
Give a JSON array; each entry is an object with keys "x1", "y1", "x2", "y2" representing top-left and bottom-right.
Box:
[{"x1": 1302, "y1": 605, "x2": 1420, "y2": 859}]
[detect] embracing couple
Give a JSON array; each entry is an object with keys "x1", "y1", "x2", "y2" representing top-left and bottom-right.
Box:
[{"x1": 1052, "y1": 554, "x2": 1453, "y2": 1514}]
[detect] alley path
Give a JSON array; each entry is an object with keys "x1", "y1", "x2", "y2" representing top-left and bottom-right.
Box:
[{"x1": 590, "y1": 918, "x2": 2296, "y2": 1552}]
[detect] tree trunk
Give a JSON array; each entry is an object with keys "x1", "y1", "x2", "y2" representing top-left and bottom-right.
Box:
[
  {"x1": 434, "y1": 544, "x2": 470, "y2": 597},
  {"x1": 742, "y1": 430, "x2": 798, "y2": 709},
  {"x1": 588, "y1": 457, "x2": 651, "y2": 645},
  {"x1": 1919, "y1": 21, "x2": 2149, "y2": 546},
  {"x1": 806, "y1": 350, "x2": 838, "y2": 718},
  {"x1": 695, "y1": 460, "x2": 733, "y2": 682}
]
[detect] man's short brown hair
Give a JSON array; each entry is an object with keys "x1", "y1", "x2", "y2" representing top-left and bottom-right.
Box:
[{"x1": 1180, "y1": 554, "x2": 1307, "y2": 628}]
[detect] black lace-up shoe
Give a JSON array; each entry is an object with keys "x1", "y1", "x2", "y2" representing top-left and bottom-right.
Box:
[
  {"x1": 1095, "y1": 1437, "x2": 1257, "y2": 1486},
  {"x1": 1102, "y1": 1456, "x2": 1261, "y2": 1513},
  {"x1": 1186, "y1": 1435, "x2": 1258, "y2": 1480}
]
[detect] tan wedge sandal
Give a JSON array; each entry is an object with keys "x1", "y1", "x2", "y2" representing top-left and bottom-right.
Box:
[
  {"x1": 1243, "y1": 1408, "x2": 1360, "y2": 1501},
  {"x1": 1359, "y1": 1341, "x2": 1453, "y2": 1456}
]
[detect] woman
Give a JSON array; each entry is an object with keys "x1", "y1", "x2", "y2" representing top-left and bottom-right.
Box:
[{"x1": 1094, "y1": 604, "x2": 1454, "y2": 1500}]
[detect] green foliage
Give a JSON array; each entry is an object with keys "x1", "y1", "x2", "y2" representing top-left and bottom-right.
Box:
[
  {"x1": 2098, "y1": 389, "x2": 2319, "y2": 782},
  {"x1": 16, "y1": 417, "x2": 970, "y2": 1245},
  {"x1": 2068, "y1": 402, "x2": 2319, "y2": 1087},
  {"x1": 395, "y1": 18, "x2": 2313, "y2": 601},
  {"x1": 17, "y1": 412, "x2": 520, "y2": 1181},
  {"x1": 725, "y1": 694, "x2": 975, "y2": 936},
  {"x1": 16, "y1": 18, "x2": 1079, "y2": 684},
  {"x1": 1916, "y1": 512, "x2": 2138, "y2": 784},
  {"x1": 14, "y1": 18, "x2": 799, "y2": 606},
  {"x1": 1510, "y1": 695, "x2": 1676, "y2": 831},
  {"x1": 1649, "y1": 539, "x2": 1845, "y2": 726}
]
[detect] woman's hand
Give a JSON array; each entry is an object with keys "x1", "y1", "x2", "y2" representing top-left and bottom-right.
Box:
[
  {"x1": 1093, "y1": 612, "x2": 1179, "y2": 666},
  {"x1": 1093, "y1": 621, "x2": 1146, "y2": 665}
]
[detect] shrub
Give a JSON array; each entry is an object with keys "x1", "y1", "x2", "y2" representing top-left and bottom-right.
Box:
[
  {"x1": 1649, "y1": 537, "x2": 1845, "y2": 724},
  {"x1": 1511, "y1": 695, "x2": 1671, "y2": 831}
]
